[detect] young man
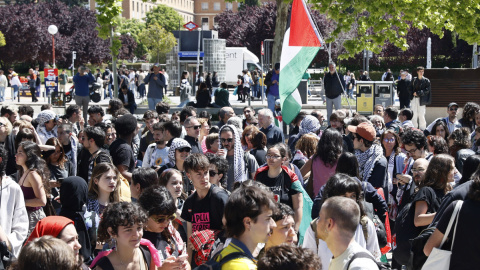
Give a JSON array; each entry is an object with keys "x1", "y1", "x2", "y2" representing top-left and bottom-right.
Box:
[
  {"x1": 80, "y1": 126, "x2": 111, "y2": 183},
  {"x1": 73, "y1": 66, "x2": 95, "y2": 121},
  {"x1": 0, "y1": 145, "x2": 28, "y2": 259},
  {"x1": 0, "y1": 105, "x2": 17, "y2": 125},
  {"x1": 58, "y1": 69, "x2": 68, "y2": 93},
  {"x1": 260, "y1": 203, "x2": 297, "y2": 258},
  {"x1": 142, "y1": 122, "x2": 169, "y2": 169},
  {"x1": 383, "y1": 106, "x2": 400, "y2": 128},
  {"x1": 87, "y1": 105, "x2": 104, "y2": 127},
  {"x1": 258, "y1": 109, "x2": 284, "y2": 147},
  {"x1": 425, "y1": 102, "x2": 462, "y2": 134},
  {"x1": 183, "y1": 116, "x2": 202, "y2": 154},
  {"x1": 64, "y1": 105, "x2": 84, "y2": 136},
  {"x1": 408, "y1": 66, "x2": 431, "y2": 130},
  {"x1": 257, "y1": 245, "x2": 321, "y2": 270},
  {"x1": 109, "y1": 114, "x2": 137, "y2": 182},
  {"x1": 323, "y1": 62, "x2": 345, "y2": 123},
  {"x1": 181, "y1": 154, "x2": 229, "y2": 262},
  {"x1": 162, "y1": 121, "x2": 183, "y2": 147},
  {"x1": 57, "y1": 123, "x2": 78, "y2": 176},
  {"x1": 217, "y1": 185, "x2": 277, "y2": 269},
  {"x1": 396, "y1": 71, "x2": 411, "y2": 109},
  {"x1": 218, "y1": 125, "x2": 259, "y2": 191},
  {"x1": 144, "y1": 63, "x2": 166, "y2": 110},
  {"x1": 317, "y1": 196, "x2": 378, "y2": 270},
  {"x1": 398, "y1": 108, "x2": 414, "y2": 129},
  {"x1": 242, "y1": 106, "x2": 256, "y2": 128},
  {"x1": 139, "y1": 110, "x2": 159, "y2": 160},
  {"x1": 347, "y1": 122, "x2": 387, "y2": 195}
]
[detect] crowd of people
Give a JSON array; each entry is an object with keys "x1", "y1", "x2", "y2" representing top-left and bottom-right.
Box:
[{"x1": 0, "y1": 77, "x2": 480, "y2": 270}]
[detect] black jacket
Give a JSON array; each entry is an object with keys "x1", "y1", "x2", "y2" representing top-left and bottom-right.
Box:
[
  {"x1": 323, "y1": 72, "x2": 346, "y2": 99},
  {"x1": 396, "y1": 79, "x2": 411, "y2": 100},
  {"x1": 408, "y1": 76, "x2": 431, "y2": 106},
  {"x1": 118, "y1": 90, "x2": 136, "y2": 107}
]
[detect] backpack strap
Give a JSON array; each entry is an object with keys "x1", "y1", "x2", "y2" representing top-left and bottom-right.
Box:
[
  {"x1": 360, "y1": 216, "x2": 369, "y2": 242},
  {"x1": 346, "y1": 252, "x2": 378, "y2": 270}
]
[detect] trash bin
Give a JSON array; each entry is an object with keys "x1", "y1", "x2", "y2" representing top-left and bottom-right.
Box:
[
  {"x1": 374, "y1": 81, "x2": 395, "y2": 108},
  {"x1": 356, "y1": 81, "x2": 374, "y2": 115}
]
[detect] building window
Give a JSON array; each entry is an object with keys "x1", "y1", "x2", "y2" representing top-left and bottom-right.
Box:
[
  {"x1": 214, "y1": 17, "x2": 219, "y2": 28},
  {"x1": 201, "y1": 17, "x2": 209, "y2": 28},
  {"x1": 226, "y1": 2, "x2": 232, "y2": 10},
  {"x1": 132, "y1": 0, "x2": 134, "y2": 11},
  {"x1": 213, "y1": 2, "x2": 220, "y2": 10},
  {"x1": 201, "y1": 2, "x2": 208, "y2": 10}
]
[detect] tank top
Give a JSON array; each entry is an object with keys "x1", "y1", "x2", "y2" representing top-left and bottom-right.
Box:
[{"x1": 20, "y1": 171, "x2": 41, "y2": 212}]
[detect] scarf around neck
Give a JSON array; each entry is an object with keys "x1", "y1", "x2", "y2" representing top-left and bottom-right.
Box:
[{"x1": 355, "y1": 143, "x2": 384, "y2": 182}]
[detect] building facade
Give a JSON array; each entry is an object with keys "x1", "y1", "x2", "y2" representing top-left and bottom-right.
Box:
[{"x1": 193, "y1": 0, "x2": 240, "y2": 30}]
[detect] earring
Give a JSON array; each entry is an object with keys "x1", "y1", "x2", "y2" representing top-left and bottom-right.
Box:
[{"x1": 111, "y1": 237, "x2": 117, "y2": 249}]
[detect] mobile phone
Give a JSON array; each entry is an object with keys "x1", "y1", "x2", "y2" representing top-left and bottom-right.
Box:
[{"x1": 176, "y1": 254, "x2": 188, "y2": 262}]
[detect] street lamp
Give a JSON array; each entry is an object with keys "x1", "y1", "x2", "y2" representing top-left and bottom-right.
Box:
[{"x1": 48, "y1": 25, "x2": 58, "y2": 68}]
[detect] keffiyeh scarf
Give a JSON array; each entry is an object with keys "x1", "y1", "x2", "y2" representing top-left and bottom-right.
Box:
[
  {"x1": 167, "y1": 138, "x2": 191, "y2": 167},
  {"x1": 355, "y1": 143, "x2": 384, "y2": 182},
  {"x1": 218, "y1": 125, "x2": 245, "y2": 182},
  {"x1": 298, "y1": 115, "x2": 320, "y2": 137}
]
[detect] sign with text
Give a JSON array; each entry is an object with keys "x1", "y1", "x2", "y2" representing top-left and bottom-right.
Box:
[
  {"x1": 178, "y1": 51, "x2": 204, "y2": 57},
  {"x1": 183, "y1": 21, "x2": 199, "y2": 31},
  {"x1": 44, "y1": 68, "x2": 58, "y2": 95}
]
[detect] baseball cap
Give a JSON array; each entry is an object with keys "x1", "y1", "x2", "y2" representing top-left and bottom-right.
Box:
[
  {"x1": 152, "y1": 63, "x2": 161, "y2": 68},
  {"x1": 274, "y1": 63, "x2": 280, "y2": 71},
  {"x1": 347, "y1": 122, "x2": 376, "y2": 142},
  {"x1": 447, "y1": 102, "x2": 458, "y2": 109}
]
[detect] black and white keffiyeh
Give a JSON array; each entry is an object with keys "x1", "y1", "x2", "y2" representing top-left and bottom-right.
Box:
[
  {"x1": 218, "y1": 124, "x2": 245, "y2": 183},
  {"x1": 298, "y1": 115, "x2": 320, "y2": 137},
  {"x1": 355, "y1": 143, "x2": 384, "y2": 182},
  {"x1": 167, "y1": 138, "x2": 191, "y2": 167}
]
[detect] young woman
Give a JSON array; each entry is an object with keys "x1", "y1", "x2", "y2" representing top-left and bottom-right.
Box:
[
  {"x1": 302, "y1": 173, "x2": 381, "y2": 266},
  {"x1": 430, "y1": 120, "x2": 450, "y2": 141},
  {"x1": 157, "y1": 138, "x2": 193, "y2": 195},
  {"x1": 16, "y1": 141, "x2": 50, "y2": 233},
  {"x1": 426, "y1": 135, "x2": 449, "y2": 155},
  {"x1": 255, "y1": 143, "x2": 303, "y2": 232},
  {"x1": 246, "y1": 126, "x2": 267, "y2": 166},
  {"x1": 87, "y1": 163, "x2": 121, "y2": 217},
  {"x1": 198, "y1": 117, "x2": 210, "y2": 153},
  {"x1": 300, "y1": 128, "x2": 343, "y2": 198},
  {"x1": 139, "y1": 186, "x2": 190, "y2": 270},
  {"x1": 92, "y1": 202, "x2": 160, "y2": 270},
  {"x1": 292, "y1": 133, "x2": 319, "y2": 170}
]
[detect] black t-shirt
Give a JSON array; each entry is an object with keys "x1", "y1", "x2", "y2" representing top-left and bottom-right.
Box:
[
  {"x1": 250, "y1": 148, "x2": 267, "y2": 167},
  {"x1": 77, "y1": 147, "x2": 92, "y2": 182},
  {"x1": 143, "y1": 230, "x2": 180, "y2": 260},
  {"x1": 255, "y1": 170, "x2": 299, "y2": 208},
  {"x1": 109, "y1": 138, "x2": 135, "y2": 173},
  {"x1": 139, "y1": 131, "x2": 154, "y2": 160},
  {"x1": 437, "y1": 199, "x2": 480, "y2": 270},
  {"x1": 180, "y1": 184, "x2": 228, "y2": 232},
  {"x1": 412, "y1": 186, "x2": 444, "y2": 215}
]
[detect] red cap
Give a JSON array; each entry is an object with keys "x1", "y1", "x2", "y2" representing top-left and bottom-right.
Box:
[{"x1": 347, "y1": 122, "x2": 376, "y2": 142}]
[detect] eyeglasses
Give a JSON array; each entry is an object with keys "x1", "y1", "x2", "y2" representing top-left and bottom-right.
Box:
[
  {"x1": 220, "y1": 138, "x2": 234, "y2": 143},
  {"x1": 411, "y1": 168, "x2": 426, "y2": 173},
  {"x1": 177, "y1": 147, "x2": 191, "y2": 153},
  {"x1": 266, "y1": 155, "x2": 282, "y2": 160},
  {"x1": 383, "y1": 138, "x2": 395, "y2": 143},
  {"x1": 449, "y1": 108, "x2": 458, "y2": 111},
  {"x1": 209, "y1": 170, "x2": 219, "y2": 177},
  {"x1": 150, "y1": 214, "x2": 176, "y2": 224},
  {"x1": 405, "y1": 147, "x2": 418, "y2": 155},
  {"x1": 187, "y1": 125, "x2": 201, "y2": 130}
]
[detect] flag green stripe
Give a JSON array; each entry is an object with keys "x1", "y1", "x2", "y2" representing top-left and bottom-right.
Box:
[{"x1": 280, "y1": 46, "x2": 320, "y2": 124}]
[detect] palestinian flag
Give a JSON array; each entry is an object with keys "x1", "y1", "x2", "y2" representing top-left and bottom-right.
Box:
[{"x1": 279, "y1": 0, "x2": 324, "y2": 124}]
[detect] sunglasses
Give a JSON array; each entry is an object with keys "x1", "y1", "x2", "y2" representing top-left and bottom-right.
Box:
[
  {"x1": 449, "y1": 108, "x2": 458, "y2": 111},
  {"x1": 150, "y1": 214, "x2": 176, "y2": 224},
  {"x1": 177, "y1": 147, "x2": 191, "y2": 153},
  {"x1": 220, "y1": 138, "x2": 234, "y2": 143},
  {"x1": 209, "y1": 170, "x2": 219, "y2": 177},
  {"x1": 187, "y1": 125, "x2": 201, "y2": 130}
]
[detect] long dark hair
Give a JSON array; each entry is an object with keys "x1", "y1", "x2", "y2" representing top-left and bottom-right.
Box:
[
  {"x1": 18, "y1": 141, "x2": 51, "y2": 193},
  {"x1": 45, "y1": 137, "x2": 67, "y2": 169},
  {"x1": 459, "y1": 155, "x2": 480, "y2": 185},
  {"x1": 335, "y1": 152, "x2": 360, "y2": 178},
  {"x1": 314, "y1": 128, "x2": 342, "y2": 166},
  {"x1": 431, "y1": 120, "x2": 450, "y2": 141},
  {"x1": 419, "y1": 154, "x2": 454, "y2": 193}
]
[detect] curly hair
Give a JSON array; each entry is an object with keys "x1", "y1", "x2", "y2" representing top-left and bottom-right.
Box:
[
  {"x1": 462, "y1": 102, "x2": 480, "y2": 122},
  {"x1": 0, "y1": 145, "x2": 7, "y2": 177},
  {"x1": 313, "y1": 128, "x2": 343, "y2": 166},
  {"x1": 431, "y1": 120, "x2": 450, "y2": 141},
  {"x1": 295, "y1": 133, "x2": 319, "y2": 159},
  {"x1": 241, "y1": 125, "x2": 266, "y2": 149},
  {"x1": 18, "y1": 141, "x2": 50, "y2": 188},
  {"x1": 320, "y1": 173, "x2": 365, "y2": 217},
  {"x1": 257, "y1": 245, "x2": 321, "y2": 270},
  {"x1": 107, "y1": 98, "x2": 123, "y2": 115},
  {"x1": 419, "y1": 154, "x2": 454, "y2": 193},
  {"x1": 97, "y1": 202, "x2": 148, "y2": 242},
  {"x1": 401, "y1": 128, "x2": 427, "y2": 150},
  {"x1": 427, "y1": 135, "x2": 449, "y2": 155},
  {"x1": 449, "y1": 127, "x2": 472, "y2": 157}
]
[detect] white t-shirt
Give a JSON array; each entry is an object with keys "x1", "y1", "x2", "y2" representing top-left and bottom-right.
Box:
[
  {"x1": 243, "y1": 74, "x2": 251, "y2": 88},
  {"x1": 0, "y1": 75, "x2": 7, "y2": 87},
  {"x1": 142, "y1": 143, "x2": 169, "y2": 167},
  {"x1": 329, "y1": 241, "x2": 379, "y2": 270},
  {"x1": 163, "y1": 72, "x2": 169, "y2": 86}
]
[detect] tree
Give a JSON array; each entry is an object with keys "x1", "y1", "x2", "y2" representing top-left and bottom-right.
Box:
[
  {"x1": 117, "y1": 18, "x2": 147, "y2": 59},
  {"x1": 118, "y1": 34, "x2": 137, "y2": 60},
  {"x1": 313, "y1": 0, "x2": 480, "y2": 58},
  {"x1": 145, "y1": 4, "x2": 185, "y2": 32},
  {"x1": 0, "y1": 0, "x2": 110, "y2": 67},
  {"x1": 138, "y1": 23, "x2": 177, "y2": 63},
  {"x1": 0, "y1": 31, "x2": 5, "y2": 47}
]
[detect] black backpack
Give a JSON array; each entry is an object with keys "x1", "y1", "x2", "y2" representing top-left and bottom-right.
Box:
[
  {"x1": 346, "y1": 252, "x2": 391, "y2": 270},
  {"x1": 194, "y1": 252, "x2": 250, "y2": 270}
]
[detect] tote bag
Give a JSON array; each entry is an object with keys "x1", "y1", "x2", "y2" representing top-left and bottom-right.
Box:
[{"x1": 421, "y1": 200, "x2": 463, "y2": 270}]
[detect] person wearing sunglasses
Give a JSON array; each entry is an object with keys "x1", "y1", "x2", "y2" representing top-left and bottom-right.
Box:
[
  {"x1": 35, "y1": 110, "x2": 58, "y2": 145},
  {"x1": 139, "y1": 186, "x2": 190, "y2": 269},
  {"x1": 206, "y1": 153, "x2": 229, "y2": 190},
  {"x1": 183, "y1": 116, "x2": 202, "y2": 154},
  {"x1": 158, "y1": 138, "x2": 194, "y2": 195}
]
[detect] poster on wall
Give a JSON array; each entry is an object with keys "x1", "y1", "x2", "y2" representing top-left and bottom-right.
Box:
[{"x1": 44, "y1": 68, "x2": 58, "y2": 96}]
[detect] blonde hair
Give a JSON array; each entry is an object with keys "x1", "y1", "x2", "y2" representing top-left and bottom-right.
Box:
[{"x1": 0, "y1": 116, "x2": 13, "y2": 135}]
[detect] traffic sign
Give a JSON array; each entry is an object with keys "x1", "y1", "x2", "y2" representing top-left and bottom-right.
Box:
[
  {"x1": 183, "y1": 21, "x2": 199, "y2": 31},
  {"x1": 178, "y1": 51, "x2": 204, "y2": 57}
]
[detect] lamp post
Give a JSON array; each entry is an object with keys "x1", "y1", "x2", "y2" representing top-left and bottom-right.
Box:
[{"x1": 48, "y1": 25, "x2": 58, "y2": 68}]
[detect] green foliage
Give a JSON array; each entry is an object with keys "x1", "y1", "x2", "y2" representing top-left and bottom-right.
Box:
[
  {"x1": 138, "y1": 23, "x2": 177, "y2": 62},
  {"x1": 95, "y1": 0, "x2": 123, "y2": 58},
  {"x1": 0, "y1": 31, "x2": 5, "y2": 47},
  {"x1": 312, "y1": 0, "x2": 480, "y2": 59},
  {"x1": 145, "y1": 5, "x2": 185, "y2": 32},
  {"x1": 117, "y1": 18, "x2": 148, "y2": 59}
]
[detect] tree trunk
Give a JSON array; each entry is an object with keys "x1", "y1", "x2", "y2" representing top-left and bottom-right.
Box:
[{"x1": 272, "y1": 0, "x2": 288, "y2": 65}]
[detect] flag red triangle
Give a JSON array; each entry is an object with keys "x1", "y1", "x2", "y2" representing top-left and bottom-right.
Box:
[{"x1": 289, "y1": 0, "x2": 323, "y2": 47}]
